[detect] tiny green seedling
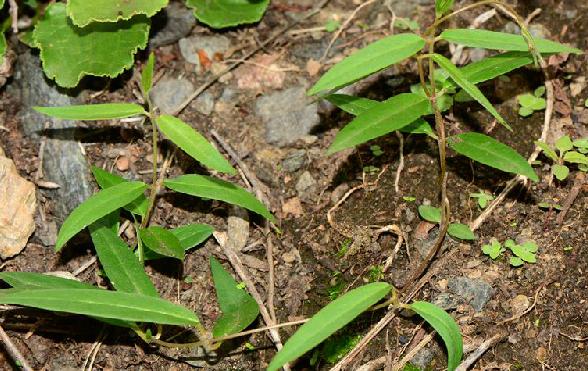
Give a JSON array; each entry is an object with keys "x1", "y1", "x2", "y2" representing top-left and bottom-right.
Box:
[
  {"x1": 325, "y1": 19, "x2": 341, "y2": 33},
  {"x1": 470, "y1": 191, "x2": 494, "y2": 209},
  {"x1": 536, "y1": 135, "x2": 588, "y2": 181},
  {"x1": 403, "y1": 196, "x2": 416, "y2": 202},
  {"x1": 367, "y1": 265, "x2": 385, "y2": 282},
  {"x1": 517, "y1": 86, "x2": 546, "y2": 117},
  {"x1": 370, "y1": 145, "x2": 384, "y2": 157},
  {"x1": 482, "y1": 238, "x2": 538, "y2": 267},
  {"x1": 537, "y1": 202, "x2": 563, "y2": 211},
  {"x1": 394, "y1": 17, "x2": 420, "y2": 31},
  {"x1": 418, "y1": 205, "x2": 476, "y2": 240}
]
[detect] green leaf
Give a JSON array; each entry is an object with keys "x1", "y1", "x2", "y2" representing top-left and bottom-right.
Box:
[
  {"x1": 470, "y1": 192, "x2": 493, "y2": 209},
  {"x1": 509, "y1": 244, "x2": 536, "y2": 263},
  {"x1": 156, "y1": 115, "x2": 235, "y2": 175},
  {"x1": 447, "y1": 223, "x2": 475, "y2": 240},
  {"x1": 518, "y1": 106, "x2": 534, "y2": 117},
  {"x1": 448, "y1": 132, "x2": 538, "y2": 181},
  {"x1": 33, "y1": 3, "x2": 150, "y2": 88},
  {"x1": 186, "y1": 0, "x2": 269, "y2": 29},
  {"x1": 56, "y1": 181, "x2": 148, "y2": 251},
  {"x1": 521, "y1": 241, "x2": 538, "y2": 253},
  {"x1": 555, "y1": 135, "x2": 573, "y2": 153},
  {"x1": 0, "y1": 289, "x2": 199, "y2": 326},
  {"x1": 0, "y1": 272, "x2": 96, "y2": 290},
  {"x1": 91, "y1": 166, "x2": 149, "y2": 218},
  {"x1": 139, "y1": 226, "x2": 184, "y2": 260},
  {"x1": 0, "y1": 33, "x2": 6, "y2": 63},
  {"x1": 435, "y1": 0, "x2": 454, "y2": 17},
  {"x1": 67, "y1": 0, "x2": 167, "y2": 27},
  {"x1": 440, "y1": 29, "x2": 582, "y2": 54},
  {"x1": 431, "y1": 53, "x2": 510, "y2": 131},
  {"x1": 34, "y1": 104, "x2": 147, "y2": 121},
  {"x1": 573, "y1": 138, "x2": 588, "y2": 150},
  {"x1": 410, "y1": 83, "x2": 454, "y2": 112},
  {"x1": 210, "y1": 257, "x2": 259, "y2": 337},
  {"x1": 563, "y1": 151, "x2": 588, "y2": 165},
  {"x1": 552, "y1": 164, "x2": 569, "y2": 180},
  {"x1": 457, "y1": 51, "x2": 535, "y2": 85},
  {"x1": 418, "y1": 205, "x2": 442, "y2": 223},
  {"x1": 509, "y1": 256, "x2": 524, "y2": 266},
  {"x1": 482, "y1": 239, "x2": 502, "y2": 259},
  {"x1": 400, "y1": 118, "x2": 437, "y2": 139},
  {"x1": 535, "y1": 141, "x2": 558, "y2": 162},
  {"x1": 164, "y1": 175, "x2": 275, "y2": 222},
  {"x1": 534, "y1": 86, "x2": 546, "y2": 97},
  {"x1": 143, "y1": 224, "x2": 214, "y2": 260},
  {"x1": 308, "y1": 34, "x2": 425, "y2": 95},
  {"x1": 267, "y1": 282, "x2": 391, "y2": 371},
  {"x1": 327, "y1": 93, "x2": 431, "y2": 154},
  {"x1": 89, "y1": 219, "x2": 158, "y2": 297},
  {"x1": 518, "y1": 93, "x2": 545, "y2": 110},
  {"x1": 141, "y1": 52, "x2": 155, "y2": 97},
  {"x1": 410, "y1": 301, "x2": 463, "y2": 371}
]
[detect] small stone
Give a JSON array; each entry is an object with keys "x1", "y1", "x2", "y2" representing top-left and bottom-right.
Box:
[
  {"x1": 235, "y1": 53, "x2": 286, "y2": 90},
  {"x1": 116, "y1": 156, "x2": 129, "y2": 171},
  {"x1": 282, "y1": 150, "x2": 306, "y2": 172},
  {"x1": 306, "y1": 59, "x2": 321, "y2": 76},
  {"x1": 150, "y1": 77, "x2": 194, "y2": 114},
  {"x1": 330, "y1": 183, "x2": 350, "y2": 204},
  {"x1": 255, "y1": 86, "x2": 320, "y2": 147},
  {"x1": 536, "y1": 346, "x2": 547, "y2": 363},
  {"x1": 432, "y1": 292, "x2": 460, "y2": 310},
  {"x1": 179, "y1": 35, "x2": 230, "y2": 73},
  {"x1": 0, "y1": 151, "x2": 36, "y2": 258},
  {"x1": 295, "y1": 171, "x2": 317, "y2": 199},
  {"x1": 510, "y1": 294, "x2": 530, "y2": 315},
  {"x1": 282, "y1": 250, "x2": 297, "y2": 264},
  {"x1": 282, "y1": 197, "x2": 303, "y2": 218},
  {"x1": 447, "y1": 277, "x2": 493, "y2": 312},
  {"x1": 149, "y1": 2, "x2": 196, "y2": 48},
  {"x1": 193, "y1": 91, "x2": 215, "y2": 115}
]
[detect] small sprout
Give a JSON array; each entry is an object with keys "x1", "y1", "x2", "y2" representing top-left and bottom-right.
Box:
[
  {"x1": 325, "y1": 19, "x2": 340, "y2": 32},
  {"x1": 482, "y1": 238, "x2": 538, "y2": 267},
  {"x1": 367, "y1": 265, "x2": 384, "y2": 282},
  {"x1": 363, "y1": 165, "x2": 379, "y2": 175},
  {"x1": 403, "y1": 196, "x2": 416, "y2": 202},
  {"x1": 337, "y1": 238, "x2": 352, "y2": 257},
  {"x1": 563, "y1": 246, "x2": 573, "y2": 252},
  {"x1": 418, "y1": 205, "x2": 442, "y2": 223},
  {"x1": 555, "y1": 135, "x2": 574, "y2": 154},
  {"x1": 447, "y1": 223, "x2": 476, "y2": 240},
  {"x1": 585, "y1": 98, "x2": 588, "y2": 108},
  {"x1": 394, "y1": 17, "x2": 420, "y2": 31},
  {"x1": 538, "y1": 202, "x2": 563, "y2": 211},
  {"x1": 370, "y1": 145, "x2": 384, "y2": 157},
  {"x1": 236, "y1": 282, "x2": 246, "y2": 290},
  {"x1": 470, "y1": 191, "x2": 494, "y2": 209},
  {"x1": 517, "y1": 86, "x2": 546, "y2": 117},
  {"x1": 184, "y1": 275, "x2": 193, "y2": 283},
  {"x1": 482, "y1": 239, "x2": 503, "y2": 259},
  {"x1": 244, "y1": 342, "x2": 255, "y2": 351}
]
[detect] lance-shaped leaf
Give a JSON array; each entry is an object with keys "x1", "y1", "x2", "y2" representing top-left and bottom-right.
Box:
[
  {"x1": 326, "y1": 94, "x2": 437, "y2": 139},
  {"x1": 410, "y1": 301, "x2": 463, "y2": 371},
  {"x1": 91, "y1": 166, "x2": 149, "y2": 218},
  {"x1": 0, "y1": 34, "x2": 6, "y2": 63},
  {"x1": 267, "y1": 282, "x2": 391, "y2": 371},
  {"x1": 89, "y1": 218, "x2": 158, "y2": 297},
  {"x1": 435, "y1": 0, "x2": 454, "y2": 17},
  {"x1": 431, "y1": 53, "x2": 510, "y2": 131},
  {"x1": 156, "y1": 115, "x2": 236, "y2": 174},
  {"x1": 139, "y1": 226, "x2": 184, "y2": 260},
  {"x1": 448, "y1": 132, "x2": 538, "y2": 181},
  {"x1": 34, "y1": 104, "x2": 147, "y2": 121},
  {"x1": 143, "y1": 224, "x2": 214, "y2": 260},
  {"x1": 448, "y1": 51, "x2": 535, "y2": 85},
  {"x1": 56, "y1": 181, "x2": 148, "y2": 251},
  {"x1": 141, "y1": 52, "x2": 155, "y2": 97},
  {"x1": 33, "y1": 3, "x2": 150, "y2": 88},
  {"x1": 308, "y1": 33, "x2": 425, "y2": 95},
  {"x1": 67, "y1": 0, "x2": 168, "y2": 27},
  {"x1": 210, "y1": 257, "x2": 259, "y2": 337},
  {"x1": 186, "y1": 0, "x2": 269, "y2": 29},
  {"x1": 164, "y1": 175, "x2": 275, "y2": 222},
  {"x1": 440, "y1": 29, "x2": 582, "y2": 54},
  {"x1": 0, "y1": 289, "x2": 199, "y2": 326},
  {"x1": 328, "y1": 93, "x2": 431, "y2": 154}
]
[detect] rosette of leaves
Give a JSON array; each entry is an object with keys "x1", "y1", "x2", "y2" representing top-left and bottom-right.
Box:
[
  {"x1": 536, "y1": 135, "x2": 588, "y2": 181},
  {"x1": 517, "y1": 86, "x2": 546, "y2": 117}
]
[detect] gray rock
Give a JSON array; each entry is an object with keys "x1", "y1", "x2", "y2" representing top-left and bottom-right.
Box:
[
  {"x1": 411, "y1": 343, "x2": 439, "y2": 370},
  {"x1": 282, "y1": 150, "x2": 306, "y2": 172},
  {"x1": 149, "y1": 2, "x2": 196, "y2": 48},
  {"x1": 12, "y1": 51, "x2": 93, "y2": 224},
  {"x1": 193, "y1": 91, "x2": 214, "y2": 115},
  {"x1": 220, "y1": 87, "x2": 236, "y2": 102},
  {"x1": 179, "y1": 35, "x2": 230, "y2": 72},
  {"x1": 150, "y1": 77, "x2": 194, "y2": 114},
  {"x1": 448, "y1": 276, "x2": 493, "y2": 312},
  {"x1": 295, "y1": 171, "x2": 317, "y2": 200},
  {"x1": 255, "y1": 87, "x2": 320, "y2": 146}
]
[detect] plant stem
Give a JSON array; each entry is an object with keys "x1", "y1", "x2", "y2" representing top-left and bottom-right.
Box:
[
  {"x1": 141, "y1": 115, "x2": 159, "y2": 229},
  {"x1": 134, "y1": 221, "x2": 144, "y2": 263}
]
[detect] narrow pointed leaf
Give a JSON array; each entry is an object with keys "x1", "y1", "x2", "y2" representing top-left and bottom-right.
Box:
[
  {"x1": 308, "y1": 34, "x2": 425, "y2": 95},
  {"x1": 456, "y1": 51, "x2": 535, "y2": 85},
  {"x1": 156, "y1": 115, "x2": 236, "y2": 174},
  {"x1": 431, "y1": 53, "x2": 510, "y2": 131},
  {"x1": 139, "y1": 226, "x2": 184, "y2": 260},
  {"x1": 67, "y1": 0, "x2": 168, "y2": 27},
  {"x1": 89, "y1": 219, "x2": 158, "y2": 297},
  {"x1": 448, "y1": 132, "x2": 538, "y2": 181},
  {"x1": 210, "y1": 257, "x2": 259, "y2": 337},
  {"x1": 91, "y1": 166, "x2": 149, "y2": 218},
  {"x1": 267, "y1": 282, "x2": 391, "y2": 371},
  {"x1": 328, "y1": 93, "x2": 431, "y2": 154},
  {"x1": 435, "y1": 0, "x2": 454, "y2": 17},
  {"x1": 141, "y1": 52, "x2": 155, "y2": 97},
  {"x1": 0, "y1": 289, "x2": 199, "y2": 326},
  {"x1": 56, "y1": 181, "x2": 148, "y2": 250},
  {"x1": 0, "y1": 272, "x2": 96, "y2": 290},
  {"x1": 440, "y1": 29, "x2": 582, "y2": 54},
  {"x1": 410, "y1": 301, "x2": 462, "y2": 371},
  {"x1": 534, "y1": 141, "x2": 558, "y2": 162},
  {"x1": 34, "y1": 104, "x2": 147, "y2": 121},
  {"x1": 447, "y1": 223, "x2": 475, "y2": 240},
  {"x1": 143, "y1": 224, "x2": 214, "y2": 260},
  {"x1": 164, "y1": 175, "x2": 275, "y2": 222}
]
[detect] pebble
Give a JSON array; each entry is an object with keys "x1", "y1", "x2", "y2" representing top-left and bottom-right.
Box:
[
  {"x1": 179, "y1": 35, "x2": 230, "y2": 73},
  {"x1": 255, "y1": 86, "x2": 320, "y2": 147},
  {"x1": 447, "y1": 276, "x2": 493, "y2": 312},
  {"x1": 149, "y1": 2, "x2": 196, "y2": 48},
  {"x1": 150, "y1": 77, "x2": 194, "y2": 114},
  {"x1": 116, "y1": 156, "x2": 130, "y2": 171},
  {"x1": 193, "y1": 91, "x2": 215, "y2": 115},
  {"x1": 295, "y1": 171, "x2": 317, "y2": 200},
  {"x1": 282, "y1": 150, "x2": 306, "y2": 172}
]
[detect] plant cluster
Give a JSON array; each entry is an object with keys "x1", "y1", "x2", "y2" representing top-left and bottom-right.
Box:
[
  {"x1": 536, "y1": 135, "x2": 588, "y2": 181},
  {"x1": 482, "y1": 238, "x2": 538, "y2": 267}
]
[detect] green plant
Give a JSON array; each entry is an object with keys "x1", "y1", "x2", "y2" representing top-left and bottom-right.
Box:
[
  {"x1": 482, "y1": 238, "x2": 538, "y2": 267},
  {"x1": 517, "y1": 86, "x2": 546, "y2": 117},
  {"x1": 470, "y1": 191, "x2": 495, "y2": 209},
  {"x1": 536, "y1": 135, "x2": 588, "y2": 180},
  {"x1": 418, "y1": 205, "x2": 476, "y2": 240},
  {"x1": 0, "y1": 53, "x2": 273, "y2": 351}
]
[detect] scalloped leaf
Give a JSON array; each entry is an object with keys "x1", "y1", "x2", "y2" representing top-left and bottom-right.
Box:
[
  {"x1": 186, "y1": 0, "x2": 269, "y2": 29},
  {"x1": 67, "y1": 0, "x2": 168, "y2": 27},
  {"x1": 33, "y1": 3, "x2": 150, "y2": 88}
]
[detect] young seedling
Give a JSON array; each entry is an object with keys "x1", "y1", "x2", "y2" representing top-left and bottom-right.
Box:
[
  {"x1": 517, "y1": 86, "x2": 546, "y2": 117},
  {"x1": 536, "y1": 135, "x2": 588, "y2": 181},
  {"x1": 482, "y1": 238, "x2": 538, "y2": 267},
  {"x1": 418, "y1": 205, "x2": 476, "y2": 240},
  {"x1": 470, "y1": 191, "x2": 495, "y2": 209}
]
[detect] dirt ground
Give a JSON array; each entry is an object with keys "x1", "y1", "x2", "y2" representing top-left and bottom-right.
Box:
[{"x1": 1, "y1": 0, "x2": 587, "y2": 370}]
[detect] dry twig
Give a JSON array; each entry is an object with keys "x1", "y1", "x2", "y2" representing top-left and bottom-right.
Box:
[
  {"x1": 456, "y1": 332, "x2": 507, "y2": 371},
  {"x1": 0, "y1": 324, "x2": 33, "y2": 371}
]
